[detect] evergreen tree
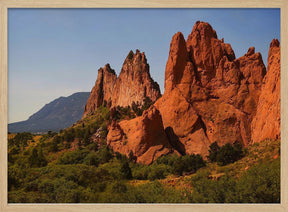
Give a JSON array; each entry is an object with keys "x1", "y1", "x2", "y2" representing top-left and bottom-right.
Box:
[
  {"x1": 28, "y1": 148, "x2": 39, "y2": 168},
  {"x1": 28, "y1": 147, "x2": 47, "y2": 167},
  {"x1": 207, "y1": 142, "x2": 220, "y2": 162},
  {"x1": 120, "y1": 161, "x2": 132, "y2": 179}
]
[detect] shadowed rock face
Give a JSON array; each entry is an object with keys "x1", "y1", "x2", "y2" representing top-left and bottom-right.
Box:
[
  {"x1": 155, "y1": 21, "x2": 269, "y2": 157},
  {"x1": 83, "y1": 50, "x2": 161, "y2": 118},
  {"x1": 186, "y1": 21, "x2": 236, "y2": 87},
  {"x1": 107, "y1": 106, "x2": 176, "y2": 165},
  {"x1": 94, "y1": 21, "x2": 280, "y2": 164},
  {"x1": 83, "y1": 64, "x2": 117, "y2": 118},
  {"x1": 251, "y1": 39, "x2": 281, "y2": 143},
  {"x1": 111, "y1": 50, "x2": 161, "y2": 108}
]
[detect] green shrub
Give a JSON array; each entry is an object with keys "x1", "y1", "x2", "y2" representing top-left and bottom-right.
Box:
[
  {"x1": 8, "y1": 164, "x2": 27, "y2": 190},
  {"x1": 111, "y1": 181, "x2": 128, "y2": 193},
  {"x1": 189, "y1": 158, "x2": 280, "y2": 203},
  {"x1": 28, "y1": 147, "x2": 47, "y2": 168},
  {"x1": 24, "y1": 181, "x2": 39, "y2": 192},
  {"x1": 98, "y1": 180, "x2": 187, "y2": 203},
  {"x1": 131, "y1": 164, "x2": 150, "y2": 180},
  {"x1": 8, "y1": 132, "x2": 33, "y2": 150},
  {"x1": 83, "y1": 128, "x2": 90, "y2": 146},
  {"x1": 190, "y1": 174, "x2": 236, "y2": 203},
  {"x1": 56, "y1": 149, "x2": 90, "y2": 165},
  {"x1": 83, "y1": 152, "x2": 100, "y2": 167},
  {"x1": 48, "y1": 139, "x2": 59, "y2": 152},
  {"x1": 141, "y1": 97, "x2": 153, "y2": 111},
  {"x1": 207, "y1": 141, "x2": 244, "y2": 166},
  {"x1": 132, "y1": 101, "x2": 143, "y2": 116},
  {"x1": 207, "y1": 142, "x2": 220, "y2": 162},
  {"x1": 234, "y1": 158, "x2": 280, "y2": 203},
  {"x1": 148, "y1": 164, "x2": 170, "y2": 180},
  {"x1": 172, "y1": 154, "x2": 205, "y2": 176},
  {"x1": 97, "y1": 146, "x2": 113, "y2": 164},
  {"x1": 156, "y1": 154, "x2": 179, "y2": 166},
  {"x1": 120, "y1": 161, "x2": 132, "y2": 179},
  {"x1": 112, "y1": 105, "x2": 135, "y2": 121},
  {"x1": 129, "y1": 181, "x2": 187, "y2": 203},
  {"x1": 75, "y1": 128, "x2": 85, "y2": 139},
  {"x1": 63, "y1": 128, "x2": 76, "y2": 142},
  {"x1": 86, "y1": 143, "x2": 98, "y2": 151}
]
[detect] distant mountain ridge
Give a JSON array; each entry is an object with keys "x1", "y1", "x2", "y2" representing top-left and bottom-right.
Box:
[{"x1": 8, "y1": 92, "x2": 90, "y2": 133}]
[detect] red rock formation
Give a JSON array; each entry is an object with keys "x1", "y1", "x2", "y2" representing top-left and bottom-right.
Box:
[
  {"x1": 251, "y1": 39, "x2": 280, "y2": 143},
  {"x1": 83, "y1": 64, "x2": 117, "y2": 118},
  {"x1": 154, "y1": 88, "x2": 210, "y2": 156},
  {"x1": 112, "y1": 50, "x2": 161, "y2": 107},
  {"x1": 91, "y1": 21, "x2": 279, "y2": 164},
  {"x1": 235, "y1": 48, "x2": 266, "y2": 115},
  {"x1": 186, "y1": 21, "x2": 235, "y2": 87},
  {"x1": 83, "y1": 50, "x2": 161, "y2": 117},
  {"x1": 165, "y1": 32, "x2": 189, "y2": 92},
  {"x1": 107, "y1": 106, "x2": 174, "y2": 164},
  {"x1": 155, "y1": 21, "x2": 267, "y2": 156}
]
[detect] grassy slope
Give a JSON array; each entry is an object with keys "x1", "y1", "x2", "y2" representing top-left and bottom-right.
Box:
[
  {"x1": 7, "y1": 105, "x2": 280, "y2": 203},
  {"x1": 131, "y1": 139, "x2": 280, "y2": 191}
]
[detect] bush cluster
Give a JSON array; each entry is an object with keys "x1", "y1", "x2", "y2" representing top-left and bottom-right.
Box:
[
  {"x1": 131, "y1": 97, "x2": 154, "y2": 116},
  {"x1": 189, "y1": 158, "x2": 280, "y2": 203},
  {"x1": 8, "y1": 132, "x2": 33, "y2": 151},
  {"x1": 7, "y1": 106, "x2": 279, "y2": 203},
  {"x1": 131, "y1": 153, "x2": 206, "y2": 180},
  {"x1": 207, "y1": 141, "x2": 244, "y2": 166}
]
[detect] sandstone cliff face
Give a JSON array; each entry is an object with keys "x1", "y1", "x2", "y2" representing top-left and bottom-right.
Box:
[
  {"x1": 186, "y1": 21, "x2": 236, "y2": 87},
  {"x1": 83, "y1": 64, "x2": 117, "y2": 118},
  {"x1": 107, "y1": 106, "x2": 174, "y2": 164},
  {"x1": 155, "y1": 21, "x2": 267, "y2": 156},
  {"x1": 89, "y1": 21, "x2": 280, "y2": 164},
  {"x1": 112, "y1": 50, "x2": 161, "y2": 107},
  {"x1": 251, "y1": 39, "x2": 281, "y2": 143},
  {"x1": 83, "y1": 50, "x2": 161, "y2": 117}
]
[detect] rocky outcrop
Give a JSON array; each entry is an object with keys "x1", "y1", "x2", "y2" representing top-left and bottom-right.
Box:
[
  {"x1": 186, "y1": 21, "x2": 236, "y2": 87},
  {"x1": 107, "y1": 106, "x2": 174, "y2": 164},
  {"x1": 90, "y1": 21, "x2": 279, "y2": 164},
  {"x1": 165, "y1": 32, "x2": 189, "y2": 92},
  {"x1": 155, "y1": 21, "x2": 267, "y2": 156},
  {"x1": 83, "y1": 64, "x2": 117, "y2": 117},
  {"x1": 83, "y1": 50, "x2": 161, "y2": 118},
  {"x1": 154, "y1": 88, "x2": 210, "y2": 156},
  {"x1": 251, "y1": 39, "x2": 281, "y2": 143},
  {"x1": 112, "y1": 50, "x2": 161, "y2": 107}
]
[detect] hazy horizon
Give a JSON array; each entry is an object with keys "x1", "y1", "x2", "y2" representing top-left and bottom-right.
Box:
[{"x1": 8, "y1": 8, "x2": 280, "y2": 123}]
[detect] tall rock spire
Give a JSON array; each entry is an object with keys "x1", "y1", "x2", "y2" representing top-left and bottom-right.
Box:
[
  {"x1": 83, "y1": 50, "x2": 161, "y2": 118},
  {"x1": 155, "y1": 21, "x2": 267, "y2": 156},
  {"x1": 111, "y1": 50, "x2": 161, "y2": 107},
  {"x1": 83, "y1": 64, "x2": 117, "y2": 118},
  {"x1": 251, "y1": 39, "x2": 280, "y2": 143}
]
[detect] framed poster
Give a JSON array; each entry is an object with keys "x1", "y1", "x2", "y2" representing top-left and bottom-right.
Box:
[{"x1": 0, "y1": 0, "x2": 287, "y2": 211}]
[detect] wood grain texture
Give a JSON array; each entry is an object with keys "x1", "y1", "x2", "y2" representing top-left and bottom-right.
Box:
[
  {"x1": 0, "y1": 3, "x2": 8, "y2": 212},
  {"x1": 0, "y1": 0, "x2": 285, "y2": 8},
  {"x1": 280, "y1": 1, "x2": 288, "y2": 209},
  {"x1": 0, "y1": 0, "x2": 287, "y2": 211}
]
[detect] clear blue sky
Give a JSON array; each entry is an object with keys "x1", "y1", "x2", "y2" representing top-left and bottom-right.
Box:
[{"x1": 8, "y1": 8, "x2": 280, "y2": 123}]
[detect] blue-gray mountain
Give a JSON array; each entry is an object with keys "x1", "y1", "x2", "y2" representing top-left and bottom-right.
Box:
[{"x1": 8, "y1": 92, "x2": 90, "y2": 133}]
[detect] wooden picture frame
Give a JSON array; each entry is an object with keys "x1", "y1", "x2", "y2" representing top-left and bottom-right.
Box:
[{"x1": 0, "y1": 0, "x2": 287, "y2": 211}]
